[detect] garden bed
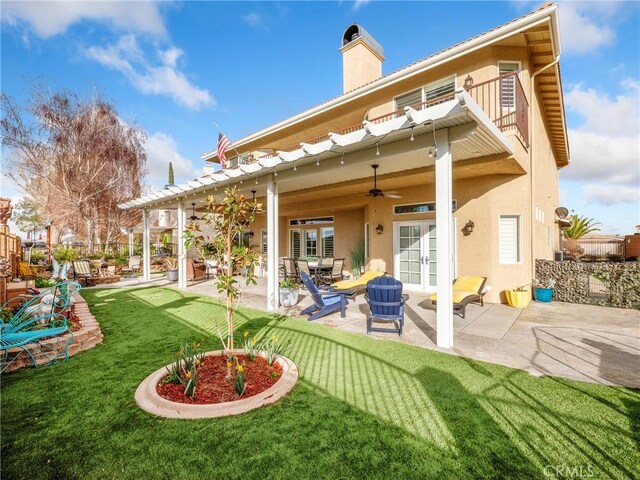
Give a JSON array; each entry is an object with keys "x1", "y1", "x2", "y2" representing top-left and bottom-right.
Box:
[
  {"x1": 156, "y1": 354, "x2": 282, "y2": 404},
  {"x1": 135, "y1": 349, "x2": 298, "y2": 419}
]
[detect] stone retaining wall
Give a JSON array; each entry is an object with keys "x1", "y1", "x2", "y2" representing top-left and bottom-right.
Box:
[
  {"x1": 4, "y1": 294, "x2": 103, "y2": 372},
  {"x1": 536, "y1": 260, "x2": 640, "y2": 309}
]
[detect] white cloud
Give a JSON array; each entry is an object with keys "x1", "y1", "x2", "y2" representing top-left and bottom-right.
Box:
[
  {"x1": 583, "y1": 185, "x2": 640, "y2": 206},
  {"x1": 242, "y1": 12, "x2": 265, "y2": 29},
  {"x1": 565, "y1": 82, "x2": 639, "y2": 136},
  {"x1": 144, "y1": 132, "x2": 202, "y2": 188},
  {"x1": 561, "y1": 79, "x2": 640, "y2": 210},
  {"x1": 558, "y1": 2, "x2": 619, "y2": 54},
  {"x1": 353, "y1": 0, "x2": 371, "y2": 11},
  {"x1": 84, "y1": 35, "x2": 213, "y2": 110},
  {"x1": 1, "y1": 1, "x2": 165, "y2": 38},
  {"x1": 160, "y1": 46, "x2": 183, "y2": 68}
]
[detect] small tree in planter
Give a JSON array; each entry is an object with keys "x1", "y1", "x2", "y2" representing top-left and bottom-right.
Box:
[
  {"x1": 505, "y1": 284, "x2": 531, "y2": 308},
  {"x1": 532, "y1": 278, "x2": 555, "y2": 302},
  {"x1": 165, "y1": 257, "x2": 178, "y2": 281},
  {"x1": 279, "y1": 278, "x2": 300, "y2": 307},
  {"x1": 184, "y1": 187, "x2": 258, "y2": 379}
]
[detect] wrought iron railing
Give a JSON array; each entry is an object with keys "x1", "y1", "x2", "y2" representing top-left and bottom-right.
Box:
[
  {"x1": 223, "y1": 74, "x2": 529, "y2": 169},
  {"x1": 466, "y1": 72, "x2": 529, "y2": 146}
]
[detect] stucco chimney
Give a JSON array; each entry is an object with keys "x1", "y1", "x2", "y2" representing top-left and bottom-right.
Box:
[{"x1": 340, "y1": 24, "x2": 384, "y2": 93}]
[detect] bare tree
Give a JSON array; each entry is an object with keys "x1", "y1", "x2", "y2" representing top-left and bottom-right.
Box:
[{"x1": 1, "y1": 89, "x2": 145, "y2": 252}]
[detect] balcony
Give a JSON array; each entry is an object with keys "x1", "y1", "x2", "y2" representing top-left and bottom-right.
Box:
[
  {"x1": 224, "y1": 74, "x2": 529, "y2": 169},
  {"x1": 465, "y1": 72, "x2": 529, "y2": 147}
]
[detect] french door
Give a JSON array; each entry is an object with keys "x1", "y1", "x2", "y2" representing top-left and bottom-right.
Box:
[{"x1": 393, "y1": 221, "x2": 456, "y2": 293}]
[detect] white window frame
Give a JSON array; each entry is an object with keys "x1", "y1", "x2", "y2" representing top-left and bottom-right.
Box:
[
  {"x1": 498, "y1": 61, "x2": 521, "y2": 110},
  {"x1": 321, "y1": 227, "x2": 334, "y2": 257},
  {"x1": 289, "y1": 229, "x2": 301, "y2": 258},
  {"x1": 303, "y1": 229, "x2": 318, "y2": 257},
  {"x1": 393, "y1": 75, "x2": 457, "y2": 111},
  {"x1": 498, "y1": 214, "x2": 523, "y2": 265}
]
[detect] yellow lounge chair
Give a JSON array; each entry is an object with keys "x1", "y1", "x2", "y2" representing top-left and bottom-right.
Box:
[
  {"x1": 330, "y1": 270, "x2": 385, "y2": 298},
  {"x1": 430, "y1": 276, "x2": 488, "y2": 319}
]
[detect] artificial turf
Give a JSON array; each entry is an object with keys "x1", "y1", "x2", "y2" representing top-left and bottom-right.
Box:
[{"x1": 1, "y1": 286, "x2": 638, "y2": 479}]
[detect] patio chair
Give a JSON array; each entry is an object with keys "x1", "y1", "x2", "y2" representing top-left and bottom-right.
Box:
[
  {"x1": 299, "y1": 271, "x2": 348, "y2": 321},
  {"x1": 282, "y1": 258, "x2": 298, "y2": 281},
  {"x1": 429, "y1": 276, "x2": 488, "y2": 319},
  {"x1": 19, "y1": 261, "x2": 37, "y2": 279},
  {"x1": 72, "y1": 260, "x2": 95, "y2": 286},
  {"x1": 187, "y1": 259, "x2": 206, "y2": 281},
  {"x1": 297, "y1": 259, "x2": 312, "y2": 283},
  {"x1": 365, "y1": 275, "x2": 405, "y2": 336},
  {"x1": 204, "y1": 259, "x2": 220, "y2": 278},
  {"x1": 121, "y1": 255, "x2": 141, "y2": 277},
  {"x1": 1, "y1": 282, "x2": 81, "y2": 372},
  {"x1": 318, "y1": 258, "x2": 345, "y2": 285}
]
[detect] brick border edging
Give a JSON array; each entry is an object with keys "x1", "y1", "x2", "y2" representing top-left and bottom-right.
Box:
[
  {"x1": 4, "y1": 293, "x2": 104, "y2": 372},
  {"x1": 135, "y1": 349, "x2": 299, "y2": 419}
]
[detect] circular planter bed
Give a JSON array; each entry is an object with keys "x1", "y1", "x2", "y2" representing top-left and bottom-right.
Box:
[{"x1": 135, "y1": 349, "x2": 298, "y2": 419}]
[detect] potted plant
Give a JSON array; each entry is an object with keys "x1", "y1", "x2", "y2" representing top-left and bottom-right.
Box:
[
  {"x1": 505, "y1": 284, "x2": 531, "y2": 308},
  {"x1": 532, "y1": 278, "x2": 555, "y2": 302},
  {"x1": 165, "y1": 257, "x2": 178, "y2": 281},
  {"x1": 349, "y1": 239, "x2": 365, "y2": 279},
  {"x1": 279, "y1": 278, "x2": 300, "y2": 307}
]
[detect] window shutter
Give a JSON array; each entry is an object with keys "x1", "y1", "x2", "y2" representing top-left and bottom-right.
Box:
[
  {"x1": 425, "y1": 76, "x2": 455, "y2": 102},
  {"x1": 499, "y1": 215, "x2": 520, "y2": 263},
  {"x1": 395, "y1": 89, "x2": 422, "y2": 110}
]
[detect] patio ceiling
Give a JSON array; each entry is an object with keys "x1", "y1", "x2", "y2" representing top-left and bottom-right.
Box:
[{"x1": 119, "y1": 89, "x2": 513, "y2": 211}]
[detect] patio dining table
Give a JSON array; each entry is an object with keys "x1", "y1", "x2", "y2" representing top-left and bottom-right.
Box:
[{"x1": 307, "y1": 263, "x2": 332, "y2": 285}]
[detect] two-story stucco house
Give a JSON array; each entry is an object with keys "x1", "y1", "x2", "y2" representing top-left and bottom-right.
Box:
[{"x1": 121, "y1": 3, "x2": 569, "y2": 348}]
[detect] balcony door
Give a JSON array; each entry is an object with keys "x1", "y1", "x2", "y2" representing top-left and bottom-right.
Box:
[{"x1": 393, "y1": 221, "x2": 456, "y2": 293}]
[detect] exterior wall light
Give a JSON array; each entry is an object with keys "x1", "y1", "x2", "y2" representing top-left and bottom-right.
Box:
[
  {"x1": 376, "y1": 224, "x2": 384, "y2": 234},
  {"x1": 463, "y1": 220, "x2": 475, "y2": 236}
]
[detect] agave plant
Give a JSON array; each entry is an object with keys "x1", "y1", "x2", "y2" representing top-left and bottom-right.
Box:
[{"x1": 563, "y1": 214, "x2": 601, "y2": 239}]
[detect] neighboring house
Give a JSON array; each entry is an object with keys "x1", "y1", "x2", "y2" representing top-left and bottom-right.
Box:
[{"x1": 120, "y1": 4, "x2": 569, "y2": 347}]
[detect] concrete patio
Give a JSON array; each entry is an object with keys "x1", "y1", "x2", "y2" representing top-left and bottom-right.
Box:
[{"x1": 94, "y1": 275, "x2": 640, "y2": 388}]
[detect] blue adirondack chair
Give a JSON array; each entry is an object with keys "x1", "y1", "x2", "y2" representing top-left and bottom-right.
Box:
[
  {"x1": 1, "y1": 282, "x2": 81, "y2": 372},
  {"x1": 299, "y1": 271, "x2": 348, "y2": 321},
  {"x1": 365, "y1": 276, "x2": 405, "y2": 336}
]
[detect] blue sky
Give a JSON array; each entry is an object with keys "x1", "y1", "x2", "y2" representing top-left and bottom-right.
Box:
[{"x1": 1, "y1": 1, "x2": 639, "y2": 235}]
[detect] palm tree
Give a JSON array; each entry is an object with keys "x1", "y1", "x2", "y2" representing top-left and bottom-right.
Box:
[{"x1": 563, "y1": 214, "x2": 601, "y2": 239}]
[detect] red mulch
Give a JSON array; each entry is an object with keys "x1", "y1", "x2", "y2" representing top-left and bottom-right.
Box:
[{"x1": 156, "y1": 354, "x2": 282, "y2": 404}]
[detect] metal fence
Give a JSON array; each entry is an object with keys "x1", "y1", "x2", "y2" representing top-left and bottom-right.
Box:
[{"x1": 563, "y1": 238, "x2": 626, "y2": 262}]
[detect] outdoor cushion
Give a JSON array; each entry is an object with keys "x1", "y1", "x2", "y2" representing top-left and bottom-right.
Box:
[
  {"x1": 429, "y1": 276, "x2": 486, "y2": 302},
  {"x1": 331, "y1": 271, "x2": 384, "y2": 290}
]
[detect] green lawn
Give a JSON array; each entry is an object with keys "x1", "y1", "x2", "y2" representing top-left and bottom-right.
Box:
[{"x1": 2, "y1": 286, "x2": 638, "y2": 479}]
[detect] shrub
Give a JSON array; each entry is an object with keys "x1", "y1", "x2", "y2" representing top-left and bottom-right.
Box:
[
  {"x1": 29, "y1": 250, "x2": 45, "y2": 264},
  {"x1": 279, "y1": 278, "x2": 299, "y2": 289},
  {"x1": 52, "y1": 246, "x2": 78, "y2": 263},
  {"x1": 35, "y1": 277, "x2": 57, "y2": 288}
]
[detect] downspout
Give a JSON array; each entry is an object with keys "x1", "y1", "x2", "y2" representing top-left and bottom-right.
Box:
[{"x1": 529, "y1": 54, "x2": 560, "y2": 278}]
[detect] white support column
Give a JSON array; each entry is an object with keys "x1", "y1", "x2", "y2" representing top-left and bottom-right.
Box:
[
  {"x1": 435, "y1": 128, "x2": 454, "y2": 348},
  {"x1": 177, "y1": 199, "x2": 187, "y2": 289},
  {"x1": 142, "y1": 209, "x2": 151, "y2": 281},
  {"x1": 266, "y1": 174, "x2": 279, "y2": 310},
  {"x1": 128, "y1": 230, "x2": 134, "y2": 256}
]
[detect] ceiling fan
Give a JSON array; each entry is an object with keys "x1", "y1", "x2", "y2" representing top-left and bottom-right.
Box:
[
  {"x1": 366, "y1": 164, "x2": 402, "y2": 199},
  {"x1": 189, "y1": 203, "x2": 200, "y2": 221}
]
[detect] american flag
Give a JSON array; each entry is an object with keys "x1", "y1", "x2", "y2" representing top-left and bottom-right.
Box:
[{"x1": 217, "y1": 132, "x2": 231, "y2": 168}]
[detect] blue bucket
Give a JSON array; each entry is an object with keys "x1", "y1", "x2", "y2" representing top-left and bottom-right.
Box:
[{"x1": 533, "y1": 287, "x2": 553, "y2": 302}]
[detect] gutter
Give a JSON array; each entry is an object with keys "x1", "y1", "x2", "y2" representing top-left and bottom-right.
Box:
[
  {"x1": 202, "y1": 5, "x2": 559, "y2": 161},
  {"x1": 529, "y1": 54, "x2": 561, "y2": 277}
]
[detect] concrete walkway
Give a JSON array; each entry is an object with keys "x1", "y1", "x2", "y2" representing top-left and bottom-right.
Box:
[{"x1": 96, "y1": 276, "x2": 640, "y2": 388}]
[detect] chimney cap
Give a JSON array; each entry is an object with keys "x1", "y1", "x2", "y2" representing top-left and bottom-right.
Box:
[{"x1": 341, "y1": 24, "x2": 384, "y2": 57}]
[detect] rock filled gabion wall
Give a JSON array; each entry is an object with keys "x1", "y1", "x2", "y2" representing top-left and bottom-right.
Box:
[{"x1": 536, "y1": 260, "x2": 640, "y2": 309}]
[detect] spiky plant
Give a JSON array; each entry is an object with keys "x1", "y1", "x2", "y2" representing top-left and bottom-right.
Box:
[{"x1": 563, "y1": 214, "x2": 601, "y2": 239}]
